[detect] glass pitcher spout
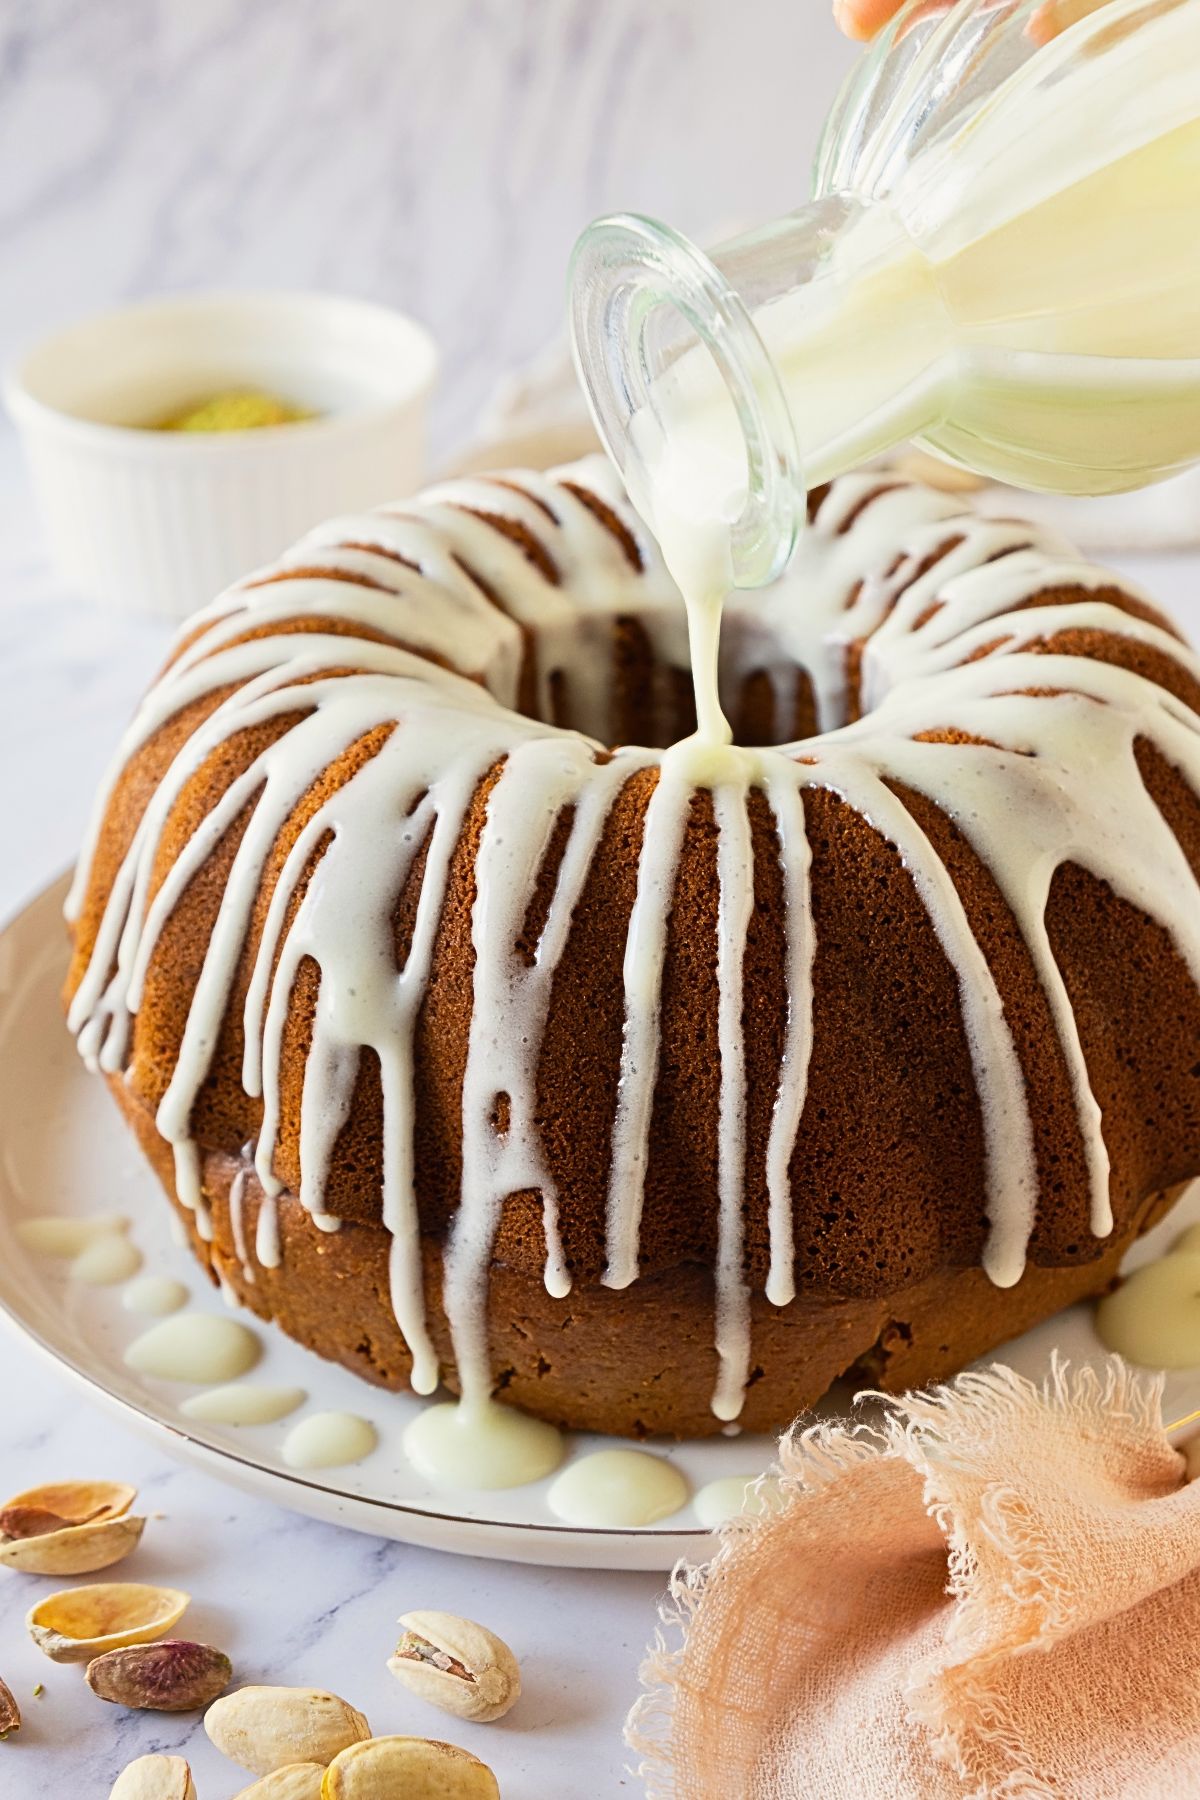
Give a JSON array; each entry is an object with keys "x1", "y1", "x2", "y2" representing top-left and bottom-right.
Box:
[
  {"x1": 569, "y1": 0, "x2": 1200, "y2": 589},
  {"x1": 569, "y1": 195, "x2": 950, "y2": 590}
]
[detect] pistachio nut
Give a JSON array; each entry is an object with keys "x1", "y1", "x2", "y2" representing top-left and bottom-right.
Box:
[
  {"x1": 233, "y1": 1767, "x2": 327, "y2": 1800},
  {"x1": 205, "y1": 1685, "x2": 371, "y2": 1775},
  {"x1": 87, "y1": 1638, "x2": 232, "y2": 1711},
  {"x1": 388, "y1": 1609, "x2": 520, "y2": 1722},
  {"x1": 108, "y1": 1754, "x2": 197, "y2": 1800},
  {"x1": 0, "y1": 1676, "x2": 19, "y2": 1738},
  {"x1": 321, "y1": 1736, "x2": 499, "y2": 1799},
  {"x1": 27, "y1": 1582, "x2": 189, "y2": 1662}
]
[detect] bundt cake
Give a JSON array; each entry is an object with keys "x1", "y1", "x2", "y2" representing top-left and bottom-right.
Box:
[{"x1": 65, "y1": 459, "x2": 1200, "y2": 1438}]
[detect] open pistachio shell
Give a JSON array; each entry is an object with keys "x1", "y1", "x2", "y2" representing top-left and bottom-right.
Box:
[
  {"x1": 321, "y1": 1736, "x2": 500, "y2": 1799},
  {"x1": 0, "y1": 1483, "x2": 139, "y2": 1569},
  {"x1": 109, "y1": 1754, "x2": 197, "y2": 1800},
  {"x1": 388, "y1": 1609, "x2": 520, "y2": 1722},
  {"x1": 233, "y1": 1767, "x2": 327, "y2": 1799},
  {"x1": 0, "y1": 1505, "x2": 75, "y2": 1538},
  {"x1": 0, "y1": 1481, "x2": 142, "y2": 1574},
  {"x1": 0, "y1": 1511, "x2": 145, "y2": 1576},
  {"x1": 27, "y1": 1582, "x2": 189, "y2": 1663},
  {"x1": 3, "y1": 1480, "x2": 136, "y2": 1525}
]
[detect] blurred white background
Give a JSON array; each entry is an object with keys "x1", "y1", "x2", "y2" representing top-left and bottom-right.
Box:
[{"x1": 0, "y1": 0, "x2": 857, "y2": 450}]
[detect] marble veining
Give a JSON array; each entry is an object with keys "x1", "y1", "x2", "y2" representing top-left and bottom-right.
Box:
[
  {"x1": 0, "y1": 0, "x2": 857, "y2": 449},
  {"x1": 0, "y1": 1383, "x2": 658, "y2": 1796}
]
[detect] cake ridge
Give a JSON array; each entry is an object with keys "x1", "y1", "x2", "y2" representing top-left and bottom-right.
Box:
[{"x1": 64, "y1": 457, "x2": 1200, "y2": 1428}]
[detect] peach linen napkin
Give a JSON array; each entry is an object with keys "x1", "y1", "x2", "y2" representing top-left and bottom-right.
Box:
[{"x1": 629, "y1": 1359, "x2": 1200, "y2": 1799}]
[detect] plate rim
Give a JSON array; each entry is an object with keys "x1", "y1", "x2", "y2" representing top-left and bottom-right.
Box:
[{"x1": 0, "y1": 869, "x2": 720, "y2": 1546}]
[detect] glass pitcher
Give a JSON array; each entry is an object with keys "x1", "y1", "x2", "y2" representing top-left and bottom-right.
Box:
[{"x1": 569, "y1": 0, "x2": 1200, "y2": 590}]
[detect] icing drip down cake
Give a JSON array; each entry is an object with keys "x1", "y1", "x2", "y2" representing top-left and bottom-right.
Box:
[{"x1": 65, "y1": 459, "x2": 1200, "y2": 1438}]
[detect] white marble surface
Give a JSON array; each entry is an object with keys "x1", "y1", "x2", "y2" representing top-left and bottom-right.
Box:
[
  {"x1": 0, "y1": 0, "x2": 858, "y2": 453},
  {"x1": 0, "y1": 424, "x2": 666, "y2": 1800}
]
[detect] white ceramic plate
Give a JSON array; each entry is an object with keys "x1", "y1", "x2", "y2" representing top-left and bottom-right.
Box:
[{"x1": 3, "y1": 874, "x2": 1198, "y2": 1570}]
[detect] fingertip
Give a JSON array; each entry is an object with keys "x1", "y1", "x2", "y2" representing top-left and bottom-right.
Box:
[
  {"x1": 833, "y1": 0, "x2": 872, "y2": 38},
  {"x1": 833, "y1": 0, "x2": 893, "y2": 39}
]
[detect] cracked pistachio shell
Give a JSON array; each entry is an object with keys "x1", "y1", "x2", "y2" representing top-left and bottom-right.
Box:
[
  {"x1": 87, "y1": 1639, "x2": 233, "y2": 1711},
  {"x1": 0, "y1": 1505, "x2": 74, "y2": 1537},
  {"x1": 0, "y1": 1676, "x2": 19, "y2": 1737},
  {"x1": 388, "y1": 1610, "x2": 520, "y2": 1722},
  {"x1": 27, "y1": 1582, "x2": 189, "y2": 1662},
  {"x1": 109, "y1": 1754, "x2": 197, "y2": 1800},
  {"x1": 0, "y1": 1480, "x2": 142, "y2": 1575},
  {"x1": 4, "y1": 1480, "x2": 135, "y2": 1525},
  {"x1": 0, "y1": 1511, "x2": 145, "y2": 1576},
  {"x1": 233, "y1": 1768, "x2": 327, "y2": 1800},
  {"x1": 205, "y1": 1685, "x2": 371, "y2": 1776},
  {"x1": 321, "y1": 1736, "x2": 500, "y2": 1799}
]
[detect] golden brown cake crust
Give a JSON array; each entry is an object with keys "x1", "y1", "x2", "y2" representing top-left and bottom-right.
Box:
[
  {"x1": 87, "y1": 709, "x2": 1200, "y2": 1294},
  {"x1": 66, "y1": 465, "x2": 1200, "y2": 1437},
  {"x1": 113, "y1": 1075, "x2": 1182, "y2": 1438}
]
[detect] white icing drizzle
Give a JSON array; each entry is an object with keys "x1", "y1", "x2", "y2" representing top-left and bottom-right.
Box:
[
  {"x1": 603, "y1": 749, "x2": 692, "y2": 1292},
  {"x1": 445, "y1": 737, "x2": 648, "y2": 1404},
  {"x1": 228, "y1": 1168, "x2": 253, "y2": 1283},
  {"x1": 65, "y1": 458, "x2": 1200, "y2": 1422},
  {"x1": 172, "y1": 1141, "x2": 212, "y2": 1242},
  {"x1": 805, "y1": 746, "x2": 1038, "y2": 1285},
  {"x1": 711, "y1": 771, "x2": 755, "y2": 1422},
  {"x1": 693, "y1": 1472, "x2": 785, "y2": 1529},
  {"x1": 180, "y1": 1382, "x2": 305, "y2": 1426},
  {"x1": 404, "y1": 1395, "x2": 564, "y2": 1491},
  {"x1": 762, "y1": 769, "x2": 813, "y2": 1310},
  {"x1": 124, "y1": 1313, "x2": 260, "y2": 1383},
  {"x1": 16, "y1": 1214, "x2": 130, "y2": 1257},
  {"x1": 254, "y1": 1191, "x2": 281, "y2": 1271}
]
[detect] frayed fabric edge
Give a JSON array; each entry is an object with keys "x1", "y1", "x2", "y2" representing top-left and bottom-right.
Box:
[
  {"x1": 624, "y1": 1418, "x2": 886, "y2": 1798},
  {"x1": 896, "y1": 1355, "x2": 1168, "y2": 1800},
  {"x1": 626, "y1": 1356, "x2": 1170, "y2": 1800}
]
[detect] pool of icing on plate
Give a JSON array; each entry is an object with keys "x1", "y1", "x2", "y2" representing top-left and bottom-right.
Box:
[
  {"x1": 547, "y1": 1450, "x2": 690, "y2": 1528},
  {"x1": 122, "y1": 1274, "x2": 189, "y2": 1316},
  {"x1": 180, "y1": 1383, "x2": 306, "y2": 1426},
  {"x1": 17, "y1": 1211, "x2": 782, "y2": 1514},
  {"x1": 282, "y1": 1411, "x2": 378, "y2": 1470},
  {"x1": 1097, "y1": 1224, "x2": 1200, "y2": 1371},
  {"x1": 124, "y1": 1313, "x2": 262, "y2": 1384}
]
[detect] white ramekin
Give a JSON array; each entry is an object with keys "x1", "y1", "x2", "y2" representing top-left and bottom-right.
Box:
[{"x1": 4, "y1": 291, "x2": 439, "y2": 619}]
